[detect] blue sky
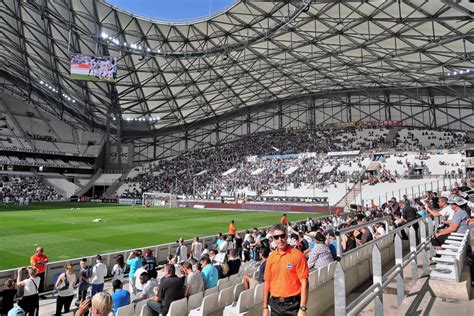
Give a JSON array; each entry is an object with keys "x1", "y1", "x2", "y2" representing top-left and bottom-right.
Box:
[{"x1": 107, "y1": 0, "x2": 236, "y2": 21}]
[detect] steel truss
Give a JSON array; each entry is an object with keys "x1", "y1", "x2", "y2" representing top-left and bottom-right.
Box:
[{"x1": 0, "y1": 0, "x2": 472, "y2": 161}]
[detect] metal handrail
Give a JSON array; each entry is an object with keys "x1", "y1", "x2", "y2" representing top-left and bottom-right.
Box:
[
  {"x1": 334, "y1": 216, "x2": 437, "y2": 316},
  {"x1": 335, "y1": 216, "x2": 392, "y2": 258}
]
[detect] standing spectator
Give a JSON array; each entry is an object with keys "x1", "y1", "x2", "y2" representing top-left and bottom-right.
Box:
[
  {"x1": 200, "y1": 255, "x2": 218, "y2": 290},
  {"x1": 16, "y1": 267, "x2": 40, "y2": 316},
  {"x1": 0, "y1": 279, "x2": 16, "y2": 316},
  {"x1": 190, "y1": 237, "x2": 203, "y2": 261},
  {"x1": 76, "y1": 292, "x2": 113, "y2": 316},
  {"x1": 263, "y1": 224, "x2": 309, "y2": 316},
  {"x1": 144, "y1": 249, "x2": 157, "y2": 279},
  {"x1": 55, "y1": 262, "x2": 77, "y2": 316},
  {"x1": 400, "y1": 200, "x2": 419, "y2": 243},
  {"x1": 134, "y1": 260, "x2": 148, "y2": 293},
  {"x1": 112, "y1": 255, "x2": 125, "y2": 283},
  {"x1": 126, "y1": 250, "x2": 143, "y2": 295},
  {"x1": 307, "y1": 232, "x2": 334, "y2": 270},
  {"x1": 182, "y1": 262, "x2": 204, "y2": 297},
  {"x1": 91, "y1": 255, "x2": 107, "y2": 296},
  {"x1": 229, "y1": 220, "x2": 237, "y2": 238},
  {"x1": 29, "y1": 246, "x2": 48, "y2": 296},
  {"x1": 281, "y1": 214, "x2": 288, "y2": 225},
  {"x1": 146, "y1": 264, "x2": 184, "y2": 316},
  {"x1": 234, "y1": 233, "x2": 243, "y2": 260},
  {"x1": 111, "y1": 280, "x2": 130, "y2": 316},
  {"x1": 76, "y1": 258, "x2": 91, "y2": 306},
  {"x1": 176, "y1": 238, "x2": 188, "y2": 264}
]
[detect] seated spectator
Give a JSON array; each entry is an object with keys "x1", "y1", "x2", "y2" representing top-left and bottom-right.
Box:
[
  {"x1": 308, "y1": 232, "x2": 334, "y2": 270},
  {"x1": 111, "y1": 280, "x2": 130, "y2": 316},
  {"x1": 133, "y1": 272, "x2": 158, "y2": 303},
  {"x1": 432, "y1": 196, "x2": 470, "y2": 250},
  {"x1": 146, "y1": 264, "x2": 184, "y2": 316},
  {"x1": 200, "y1": 255, "x2": 218, "y2": 289},
  {"x1": 183, "y1": 262, "x2": 203, "y2": 297},
  {"x1": 227, "y1": 249, "x2": 241, "y2": 276},
  {"x1": 244, "y1": 247, "x2": 269, "y2": 290}
]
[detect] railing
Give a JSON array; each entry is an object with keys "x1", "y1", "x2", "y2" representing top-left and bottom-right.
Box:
[
  {"x1": 335, "y1": 216, "x2": 391, "y2": 258},
  {"x1": 333, "y1": 216, "x2": 439, "y2": 316},
  {"x1": 368, "y1": 175, "x2": 464, "y2": 206}
]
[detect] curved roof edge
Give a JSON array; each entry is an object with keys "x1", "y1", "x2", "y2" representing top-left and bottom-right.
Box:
[{"x1": 101, "y1": 0, "x2": 239, "y2": 26}]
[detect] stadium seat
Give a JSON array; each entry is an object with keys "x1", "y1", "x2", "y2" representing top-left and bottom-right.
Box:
[
  {"x1": 217, "y1": 277, "x2": 230, "y2": 291},
  {"x1": 253, "y1": 283, "x2": 264, "y2": 305},
  {"x1": 135, "y1": 299, "x2": 150, "y2": 316},
  {"x1": 233, "y1": 282, "x2": 245, "y2": 302},
  {"x1": 117, "y1": 303, "x2": 135, "y2": 316},
  {"x1": 204, "y1": 286, "x2": 218, "y2": 296},
  {"x1": 308, "y1": 270, "x2": 318, "y2": 290},
  {"x1": 139, "y1": 303, "x2": 152, "y2": 316},
  {"x1": 223, "y1": 287, "x2": 255, "y2": 315},
  {"x1": 228, "y1": 273, "x2": 241, "y2": 284},
  {"x1": 187, "y1": 292, "x2": 203, "y2": 312},
  {"x1": 189, "y1": 292, "x2": 219, "y2": 316},
  {"x1": 167, "y1": 297, "x2": 187, "y2": 316},
  {"x1": 218, "y1": 285, "x2": 235, "y2": 308}
]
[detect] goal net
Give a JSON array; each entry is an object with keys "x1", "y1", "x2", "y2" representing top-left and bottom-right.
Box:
[{"x1": 142, "y1": 192, "x2": 177, "y2": 207}]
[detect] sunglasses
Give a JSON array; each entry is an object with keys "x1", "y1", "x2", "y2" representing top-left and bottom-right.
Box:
[{"x1": 273, "y1": 233, "x2": 287, "y2": 240}]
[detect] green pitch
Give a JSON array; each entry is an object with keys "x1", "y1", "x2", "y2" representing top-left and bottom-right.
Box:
[{"x1": 0, "y1": 202, "x2": 314, "y2": 270}]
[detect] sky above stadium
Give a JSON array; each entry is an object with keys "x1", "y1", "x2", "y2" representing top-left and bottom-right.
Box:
[{"x1": 107, "y1": 0, "x2": 236, "y2": 22}]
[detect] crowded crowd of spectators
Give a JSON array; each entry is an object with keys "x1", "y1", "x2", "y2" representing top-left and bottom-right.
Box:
[
  {"x1": 0, "y1": 176, "x2": 62, "y2": 203},
  {"x1": 120, "y1": 127, "x2": 466, "y2": 199}
]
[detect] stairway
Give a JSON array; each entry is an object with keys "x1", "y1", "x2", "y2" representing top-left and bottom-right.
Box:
[
  {"x1": 334, "y1": 167, "x2": 367, "y2": 208},
  {"x1": 385, "y1": 127, "x2": 400, "y2": 145},
  {"x1": 74, "y1": 168, "x2": 103, "y2": 196},
  {"x1": 103, "y1": 166, "x2": 133, "y2": 198}
]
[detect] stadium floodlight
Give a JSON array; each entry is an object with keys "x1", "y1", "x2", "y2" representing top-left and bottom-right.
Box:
[
  {"x1": 39, "y1": 81, "x2": 44, "y2": 84},
  {"x1": 147, "y1": 48, "x2": 151, "y2": 52},
  {"x1": 72, "y1": 100, "x2": 76, "y2": 103},
  {"x1": 460, "y1": 70, "x2": 464, "y2": 74},
  {"x1": 100, "y1": 32, "x2": 108, "y2": 39},
  {"x1": 67, "y1": 97, "x2": 71, "y2": 101},
  {"x1": 126, "y1": 117, "x2": 131, "y2": 121},
  {"x1": 467, "y1": 69, "x2": 471, "y2": 73},
  {"x1": 453, "y1": 72, "x2": 457, "y2": 75}
]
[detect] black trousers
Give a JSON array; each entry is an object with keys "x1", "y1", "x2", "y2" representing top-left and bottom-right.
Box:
[
  {"x1": 431, "y1": 233, "x2": 450, "y2": 247},
  {"x1": 36, "y1": 272, "x2": 45, "y2": 294},
  {"x1": 55, "y1": 295, "x2": 74, "y2": 315},
  {"x1": 269, "y1": 296, "x2": 300, "y2": 316},
  {"x1": 18, "y1": 294, "x2": 39, "y2": 316}
]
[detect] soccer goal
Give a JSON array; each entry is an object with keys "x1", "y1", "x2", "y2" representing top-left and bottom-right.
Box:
[{"x1": 142, "y1": 192, "x2": 177, "y2": 207}]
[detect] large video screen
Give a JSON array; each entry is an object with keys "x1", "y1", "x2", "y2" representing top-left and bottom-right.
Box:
[{"x1": 70, "y1": 53, "x2": 117, "y2": 82}]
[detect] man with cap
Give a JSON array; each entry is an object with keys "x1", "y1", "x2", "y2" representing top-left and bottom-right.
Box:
[
  {"x1": 307, "y1": 232, "x2": 334, "y2": 270},
  {"x1": 432, "y1": 196, "x2": 470, "y2": 248}
]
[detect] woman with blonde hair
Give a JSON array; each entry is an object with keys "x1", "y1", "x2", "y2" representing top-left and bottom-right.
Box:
[
  {"x1": 76, "y1": 292, "x2": 113, "y2": 316},
  {"x1": 55, "y1": 262, "x2": 77, "y2": 315},
  {"x1": 16, "y1": 266, "x2": 40, "y2": 316}
]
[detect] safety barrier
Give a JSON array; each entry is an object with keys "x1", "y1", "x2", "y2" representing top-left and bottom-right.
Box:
[{"x1": 333, "y1": 216, "x2": 437, "y2": 315}]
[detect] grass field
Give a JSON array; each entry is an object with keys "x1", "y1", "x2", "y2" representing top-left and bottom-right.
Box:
[{"x1": 0, "y1": 202, "x2": 313, "y2": 270}]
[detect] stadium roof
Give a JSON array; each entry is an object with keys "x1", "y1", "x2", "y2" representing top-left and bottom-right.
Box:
[{"x1": 0, "y1": 0, "x2": 472, "y2": 136}]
